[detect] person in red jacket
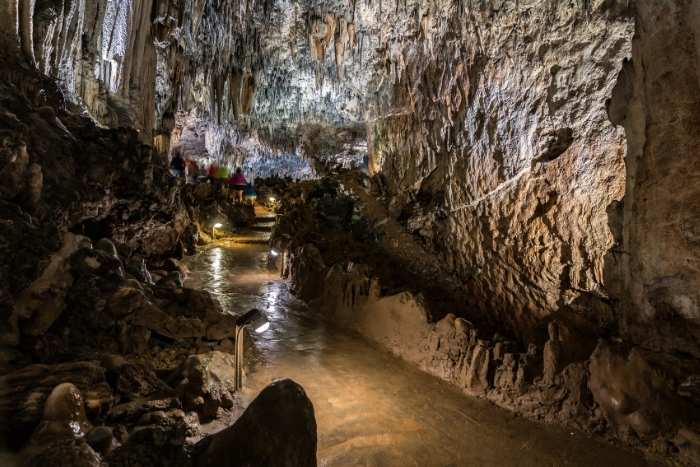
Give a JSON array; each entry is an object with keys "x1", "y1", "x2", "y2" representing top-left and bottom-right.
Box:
[
  {"x1": 207, "y1": 162, "x2": 218, "y2": 182},
  {"x1": 228, "y1": 168, "x2": 247, "y2": 204}
]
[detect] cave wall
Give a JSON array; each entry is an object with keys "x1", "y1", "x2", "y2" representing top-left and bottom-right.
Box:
[
  {"x1": 364, "y1": 0, "x2": 700, "y2": 355},
  {"x1": 606, "y1": 0, "x2": 700, "y2": 358},
  {"x1": 2, "y1": 0, "x2": 699, "y2": 355},
  {"x1": 367, "y1": 1, "x2": 634, "y2": 341},
  {"x1": 0, "y1": 0, "x2": 158, "y2": 140}
]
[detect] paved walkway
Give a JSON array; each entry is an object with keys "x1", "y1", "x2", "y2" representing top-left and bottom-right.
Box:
[{"x1": 183, "y1": 215, "x2": 652, "y2": 467}]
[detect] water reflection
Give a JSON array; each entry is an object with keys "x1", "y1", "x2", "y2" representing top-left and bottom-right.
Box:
[{"x1": 182, "y1": 244, "x2": 648, "y2": 467}]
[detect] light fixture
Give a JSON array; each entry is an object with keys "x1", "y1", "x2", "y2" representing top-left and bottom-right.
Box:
[
  {"x1": 212, "y1": 223, "x2": 222, "y2": 241},
  {"x1": 269, "y1": 197, "x2": 275, "y2": 202},
  {"x1": 234, "y1": 309, "x2": 270, "y2": 391},
  {"x1": 270, "y1": 249, "x2": 279, "y2": 256}
]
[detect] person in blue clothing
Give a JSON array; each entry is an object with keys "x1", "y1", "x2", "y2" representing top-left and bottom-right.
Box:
[{"x1": 243, "y1": 183, "x2": 257, "y2": 205}]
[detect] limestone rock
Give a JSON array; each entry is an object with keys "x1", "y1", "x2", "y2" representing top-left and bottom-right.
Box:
[
  {"x1": 166, "y1": 355, "x2": 234, "y2": 420},
  {"x1": 126, "y1": 256, "x2": 153, "y2": 284},
  {"x1": 673, "y1": 428, "x2": 700, "y2": 466},
  {"x1": 464, "y1": 344, "x2": 491, "y2": 396},
  {"x1": 0, "y1": 141, "x2": 30, "y2": 200},
  {"x1": 359, "y1": 292, "x2": 430, "y2": 364},
  {"x1": 85, "y1": 426, "x2": 119, "y2": 456},
  {"x1": 156, "y1": 271, "x2": 184, "y2": 288},
  {"x1": 23, "y1": 383, "x2": 93, "y2": 450},
  {"x1": 0, "y1": 362, "x2": 105, "y2": 450},
  {"x1": 162, "y1": 258, "x2": 190, "y2": 282},
  {"x1": 195, "y1": 379, "x2": 317, "y2": 467},
  {"x1": 83, "y1": 382, "x2": 115, "y2": 424},
  {"x1": 454, "y1": 318, "x2": 474, "y2": 335},
  {"x1": 493, "y1": 353, "x2": 517, "y2": 390},
  {"x1": 70, "y1": 248, "x2": 124, "y2": 281},
  {"x1": 588, "y1": 340, "x2": 698, "y2": 440},
  {"x1": 543, "y1": 320, "x2": 566, "y2": 384},
  {"x1": 289, "y1": 244, "x2": 327, "y2": 301},
  {"x1": 13, "y1": 233, "x2": 91, "y2": 337},
  {"x1": 95, "y1": 238, "x2": 119, "y2": 258},
  {"x1": 678, "y1": 375, "x2": 700, "y2": 408},
  {"x1": 106, "y1": 423, "x2": 192, "y2": 467},
  {"x1": 25, "y1": 438, "x2": 102, "y2": 467},
  {"x1": 106, "y1": 362, "x2": 175, "y2": 403}
]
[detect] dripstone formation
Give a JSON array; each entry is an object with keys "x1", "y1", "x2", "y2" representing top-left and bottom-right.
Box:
[{"x1": 1, "y1": 0, "x2": 700, "y2": 466}]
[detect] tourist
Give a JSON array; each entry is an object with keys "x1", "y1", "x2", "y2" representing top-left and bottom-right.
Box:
[
  {"x1": 243, "y1": 183, "x2": 257, "y2": 205},
  {"x1": 229, "y1": 168, "x2": 247, "y2": 204},
  {"x1": 207, "y1": 162, "x2": 218, "y2": 182},
  {"x1": 170, "y1": 152, "x2": 184, "y2": 178},
  {"x1": 185, "y1": 158, "x2": 199, "y2": 184},
  {"x1": 217, "y1": 165, "x2": 229, "y2": 179}
]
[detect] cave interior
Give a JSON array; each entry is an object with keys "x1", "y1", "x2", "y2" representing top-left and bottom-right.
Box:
[{"x1": 1, "y1": 0, "x2": 700, "y2": 466}]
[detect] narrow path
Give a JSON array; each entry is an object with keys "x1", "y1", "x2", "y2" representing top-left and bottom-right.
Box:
[{"x1": 183, "y1": 213, "x2": 651, "y2": 467}]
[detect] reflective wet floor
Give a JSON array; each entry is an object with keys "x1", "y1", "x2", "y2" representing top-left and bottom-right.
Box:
[{"x1": 183, "y1": 242, "x2": 653, "y2": 467}]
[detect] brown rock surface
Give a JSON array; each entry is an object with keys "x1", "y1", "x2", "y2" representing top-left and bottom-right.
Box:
[
  {"x1": 194, "y1": 379, "x2": 317, "y2": 467},
  {"x1": 0, "y1": 362, "x2": 105, "y2": 450}
]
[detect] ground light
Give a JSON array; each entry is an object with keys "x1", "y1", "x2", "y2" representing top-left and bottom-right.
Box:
[
  {"x1": 212, "y1": 222, "x2": 222, "y2": 240},
  {"x1": 234, "y1": 308, "x2": 270, "y2": 391}
]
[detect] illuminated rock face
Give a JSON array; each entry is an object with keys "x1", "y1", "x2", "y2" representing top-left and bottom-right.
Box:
[
  {"x1": 365, "y1": 3, "x2": 634, "y2": 343},
  {"x1": 1, "y1": 0, "x2": 700, "y2": 406}
]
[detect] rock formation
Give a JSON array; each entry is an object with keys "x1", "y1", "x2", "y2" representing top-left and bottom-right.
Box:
[
  {"x1": 273, "y1": 169, "x2": 700, "y2": 463},
  {"x1": 0, "y1": 0, "x2": 699, "y2": 465}
]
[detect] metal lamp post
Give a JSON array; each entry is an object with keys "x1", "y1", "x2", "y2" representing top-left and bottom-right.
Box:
[
  {"x1": 234, "y1": 308, "x2": 270, "y2": 391},
  {"x1": 212, "y1": 222, "x2": 222, "y2": 241}
]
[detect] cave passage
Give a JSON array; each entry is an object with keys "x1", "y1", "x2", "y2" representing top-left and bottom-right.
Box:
[
  {"x1": 3, "y1": 0, "x2": 700, "y2": 463},
  {"x1": 183, "y1": 233, "x2": 649, "y2": 466}
]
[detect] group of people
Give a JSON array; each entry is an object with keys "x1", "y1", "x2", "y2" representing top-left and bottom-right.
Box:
[
  {"x1": 169, "y1": 152, "x2": 256, "y2": 205},
  {"x1": 169, "y1": 152, "x2": 200, "y2": 184}
]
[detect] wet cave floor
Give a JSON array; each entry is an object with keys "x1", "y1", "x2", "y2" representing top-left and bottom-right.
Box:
[{"x1": 182, "y1": 219, "x2": 650, "y2": 467}]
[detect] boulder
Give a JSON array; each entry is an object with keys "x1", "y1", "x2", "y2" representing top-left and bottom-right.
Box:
[
  {"x1": 106, "y1": 423, "x2": 192, "y2": 467},
  {"x1": 12, "y1": 233, "x2": 91, "y2": 337},
  {"x1": 673, "y1": 427, "x2": 700, "y2": 466},
  {"x1": 106, "y1": 362, "x2": 175, "y2": 403},
  {"x1": 22, "y1": 383, "x2": 93, "y2": 452},
  {"x1": 166, "y1": 354, "x2": 234, "y2": 420},
  {"x1": 70, "y1": 247, "x2": 124, "y2": 281},
  {"x1": 434, "y1": 313, "x2": 456, "y2": 337},
  {"x1": 358, "y1": 291, "x2": 431, "y2": 363},
  {"x1": 0, "y1": 362, "x2": 105, "y2": 450},
  {"x1": 454, "y1": 318, "x2": 474, "y2": 335},
  {"x1": 125, "y1": 256, "x2": 153, "y2": 284},
  {"x1": 117, "y1": 325, "x2": 151, "y2": 354},
  {"x1": 222, "y1": 203, "x2": 256, "y2": 227},
  {"x1": 85, "y1": 426, "x2": 120, "y2": 456},
  {"x1": 588, "y1": 340, "x2": 697, "y2": 440},
  {"x1": 162, "y1": 258, "x2": 190, "y2": 282},
  {"x1": 95, "y1": 238, "x2": 119, "y2": 258},
  {"x1": 25, "y1": 438, "x2": 102, "y2": 467},
  {"x1": 156, "y1": 271, "x2": 184, "y2": 288},
  {"x1": 195, "y1": 379, "x2": 317, "y2": 467},
  {"x1": 83, "y1": 382, "x2": 115, "y2": 424},
  {"x1": 678, "y1": 375, "x2": 700, "y2": 407}
]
